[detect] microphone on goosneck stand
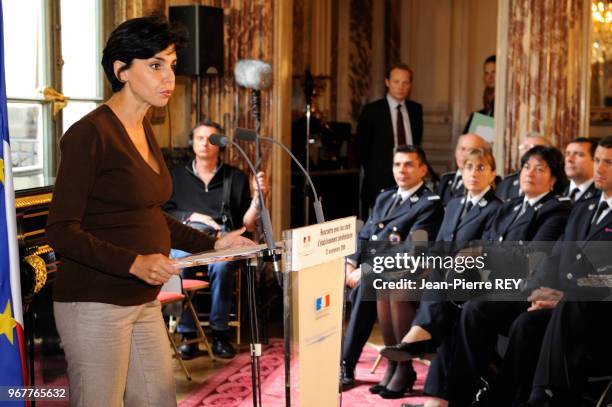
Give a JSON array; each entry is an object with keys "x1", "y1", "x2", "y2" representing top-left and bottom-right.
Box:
[
  {"x1": 210, "y1": 133, "x2": 277, "y2": 407},
  {"x1": 234, "y1": 127, "x2": 325, "y2": 224},
  {"x1": 208, "y1": 134, "x2": 281, "y2": 275}
]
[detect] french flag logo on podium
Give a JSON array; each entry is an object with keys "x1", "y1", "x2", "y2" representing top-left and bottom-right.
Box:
[{"x1": 315, "y1": 294, "x2": 330, "y2": 313}]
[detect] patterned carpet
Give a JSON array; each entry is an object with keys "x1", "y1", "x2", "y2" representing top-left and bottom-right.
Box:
[{"x1": 178, "y1": 339, "x2": 431, "y2": 407}]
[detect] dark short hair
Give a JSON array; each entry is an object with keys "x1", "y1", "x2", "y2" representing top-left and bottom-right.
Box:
[
  {"x1": 394, "y1": 144, "x2": 427, "y2": 165},
  {"x1": 484, "y1": 55, "x2": 496, "y2": 65},
  {"x1": 188, "y1": 119, "x2": 225, "y2": 150},
  {"x1": 567, "y1": 137, "x2": 598, "y2": 158},
  {"x1": 598, "y1": 135, "x2": 612, "y2": 149},
  {"x1": 520, "y1": 145, "x2": 568, "y2": 194},
  {"x1": 385, "y1": 63, "x2": 413, "y2": 81},
  {"x1": 189, "y1": 119, "x2": 224, "y2": 140},
  {"x1": 102, "y1": 15, "x2": 187, "y2": 92}
]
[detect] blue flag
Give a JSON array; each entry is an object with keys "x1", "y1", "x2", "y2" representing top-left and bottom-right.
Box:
[{"x1": 0, "y1": 1, "x2": 27, "y2": 399}]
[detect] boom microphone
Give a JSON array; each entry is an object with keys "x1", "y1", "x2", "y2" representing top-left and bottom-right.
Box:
[
  {"x1": 235, "y1": 128, "x2": 325, "y2": 224},
  {"x1": 234, "y1": 59, "x2": 273, "y2": 91}
]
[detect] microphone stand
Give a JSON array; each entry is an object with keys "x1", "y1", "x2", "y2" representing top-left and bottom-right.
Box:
[
  {"x1": 247, "y1": 89, "x2": 271, "y2": 347},
  {"x1": 305, "y1": 104, "x2": 311, "y2": 225},
  {"x1": 252, "y1": 89, "x2": 262, "y2": 171},
  {"x1": 211, "y1": 135, "x2": 279, "y2": 407},
  {"x1": 235, "y1": 128, "x2": 325, "y2": 224}
]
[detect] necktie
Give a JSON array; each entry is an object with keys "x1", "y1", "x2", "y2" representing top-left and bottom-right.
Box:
[
  {"x1": 591, "y1": 201, "x2": 609, "y2": 226},
  {"x1": 511, "y1": 201, "x2": 529, "y2": 225},
  {"x1": 396, "y1": 104, "x2": 406, "y2": 146},
  {"x1": 569, "y1": 188, "x2": 579, "y2": 202},
  {"x1": 387, "y1": 193, "x2": 403, "y2": 216},
  {"x1": 460, "y1": 201, "x2": 474, "y2": 221}
]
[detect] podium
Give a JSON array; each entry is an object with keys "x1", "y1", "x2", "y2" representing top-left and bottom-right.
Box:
[
  {"x1": 282, "y1": 217, "x2": 357, "y2": 406},
  {"x1": 173, "y1": 216, "x2": 357, "y2": 406}
]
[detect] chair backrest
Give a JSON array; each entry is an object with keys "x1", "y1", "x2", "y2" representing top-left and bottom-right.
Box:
[{"x1": 161, "y1": 274, "x2": 182, "y2": 293}]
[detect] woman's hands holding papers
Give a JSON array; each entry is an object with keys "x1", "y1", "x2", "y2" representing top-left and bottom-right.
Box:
[{"x1": 214, "y1": 227, "x2": 257, "y2": 251}]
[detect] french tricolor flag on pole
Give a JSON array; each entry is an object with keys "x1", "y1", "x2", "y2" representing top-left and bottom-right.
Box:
[{"x1": 0, "y1": 1, "x2": 27, "y2": 403}]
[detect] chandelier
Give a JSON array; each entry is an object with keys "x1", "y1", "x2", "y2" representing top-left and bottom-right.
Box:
[{"x1": 592, "y1": 1, "x2": 612, "y2": 63}]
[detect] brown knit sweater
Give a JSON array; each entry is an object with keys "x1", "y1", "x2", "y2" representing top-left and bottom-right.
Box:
[{"x1": 46, "y1": 105, "x2": 215, "y2": 305}]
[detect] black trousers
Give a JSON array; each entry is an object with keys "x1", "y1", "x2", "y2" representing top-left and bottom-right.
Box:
[
  {"x1": 446, "y1": 301, "x2": 529, "y2": 407},
  {"x1": 532, "y1": 301, "x2": 612, "y2": 402},
  {"x1": 342, "y1": 281, "x2": 377, "y2": 372},
  {"x1": 489, "y1": 307, "x2": 553, "y2": 406}
]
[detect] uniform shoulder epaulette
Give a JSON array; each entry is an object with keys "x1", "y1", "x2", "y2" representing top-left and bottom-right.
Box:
[{"x1": 427, "y1": 195, "x2": 441, "y2": 201}]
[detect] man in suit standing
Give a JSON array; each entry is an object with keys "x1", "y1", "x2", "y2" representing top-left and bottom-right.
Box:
[
  {"x1": 497, "y1": 133, "x2": 550, "y2": 201},
  {"x1": 436, "y1": 133, "x2": 491, "y2": 206},
  {"x1": 357, "y1": 63, "x2": 423, "y2": 216},
  {"x1": 563, "y1": 137, "x2": 598, "y2": 202},
  {"x1": 341, "y1": 145, "x2": 443, "y2": 390}
]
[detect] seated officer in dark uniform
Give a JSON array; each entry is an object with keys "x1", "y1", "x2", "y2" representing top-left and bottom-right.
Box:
[
  {"x1": 381, "y1": 147, "x2": 502, "y2": 403},
  {"x1": 520, "y1": 136, "x2": 612, "y2": 407},
  {"x1": 497, "y1": 133, "x2": 550, "y2": 201},
  {"x1": 437, "y1": 134, "x2": 491, "y2": 206},
  {"x1": 341, "y1": 145, "x2": 444, "y2": 393},
  {"x1": 440, "y1": 146, "x2": 572, "y2": 407}
]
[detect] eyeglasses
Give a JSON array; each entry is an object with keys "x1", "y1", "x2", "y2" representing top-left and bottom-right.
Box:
[{"x1": 463, "y1": 163, "x2": 490, "y2": 173}]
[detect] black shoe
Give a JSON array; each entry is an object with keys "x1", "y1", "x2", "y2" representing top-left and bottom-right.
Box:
[
  {"x1": 380, "y1": 339, "x2": 435, "y2": 362},
  {"x1": 368, "y1": 384, "x2": 386, "y2": 394},
  {"x1": 378, "y1": 387, "x2": 408, "y2": 399},
  {"x1": 340, "y1": 368, "x2": 355, "y2": 390},
  {"x1": 212, "y1": 330, "x2": 235, "y2": 359},
  {"x1": 377, "y1": 366, "x2": 417, "y2": 399},
  {"x1": 177, "y1": 343, "x2": 199, "y2": 360}
]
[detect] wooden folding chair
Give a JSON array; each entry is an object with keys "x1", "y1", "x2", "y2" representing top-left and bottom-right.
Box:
[
  {"x1": 158, "y1": 275, "x2": 216, "y2": 380},
  {"x1": 179, "y1": 278, "x2": 216, "y2": 362},
  {"x1": 158, "y1": 286, "x2": 191, "y2": 380}
]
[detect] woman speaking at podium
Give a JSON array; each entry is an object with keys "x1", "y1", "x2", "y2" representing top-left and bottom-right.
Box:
[{"x1": 46, "y1": 16, "x2": 252, "y2": 407}]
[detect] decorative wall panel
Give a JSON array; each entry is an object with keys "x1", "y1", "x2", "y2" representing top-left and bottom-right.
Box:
[{"x1": 503, "y1": 0, "x2": 587, "y2": 172}]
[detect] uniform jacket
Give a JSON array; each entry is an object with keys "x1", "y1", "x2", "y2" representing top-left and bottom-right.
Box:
[
  {"x1": 349, "y1": 183, "x2": 443, "y2": 264},
  {"x1": 436, "y1": 188, "x2": 503, "y2": 242},
  {"x1": 482, "y1": 192, "x2": 572, "y2": 243},
  {"x1": 526, "y1": 193, "x2": 612, "y2": 298}
]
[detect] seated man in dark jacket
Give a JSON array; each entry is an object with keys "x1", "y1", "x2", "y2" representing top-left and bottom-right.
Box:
[
  {"x1": 164, "y1": 119, "x2": 268, "y2": 359},
  {"x1": 341, "y1": 145, "x2": 444, "y2": 396}
]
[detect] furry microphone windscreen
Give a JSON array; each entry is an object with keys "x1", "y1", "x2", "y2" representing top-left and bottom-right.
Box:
[{"x1": 234, "y1": 59, "x2": 273, "y2": 91}]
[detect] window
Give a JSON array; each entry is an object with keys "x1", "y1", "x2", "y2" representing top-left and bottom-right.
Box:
[{"x1": 3, "y1": 0, "x2": 103, "y2": 190}]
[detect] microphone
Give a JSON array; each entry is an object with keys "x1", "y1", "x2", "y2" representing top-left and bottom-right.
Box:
[
  {"x1": 233, "y1": 59, "x2": 273, "y2": 173},
  {"x1": 234, "y1": 128, "x2": 325, "y2": 224},
  {"x1": 208, "y1": 134, "x2": 281, "y2": 276},
  {"x1": 234, "y1": 59, "x2": 273, "y2": 91}
]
